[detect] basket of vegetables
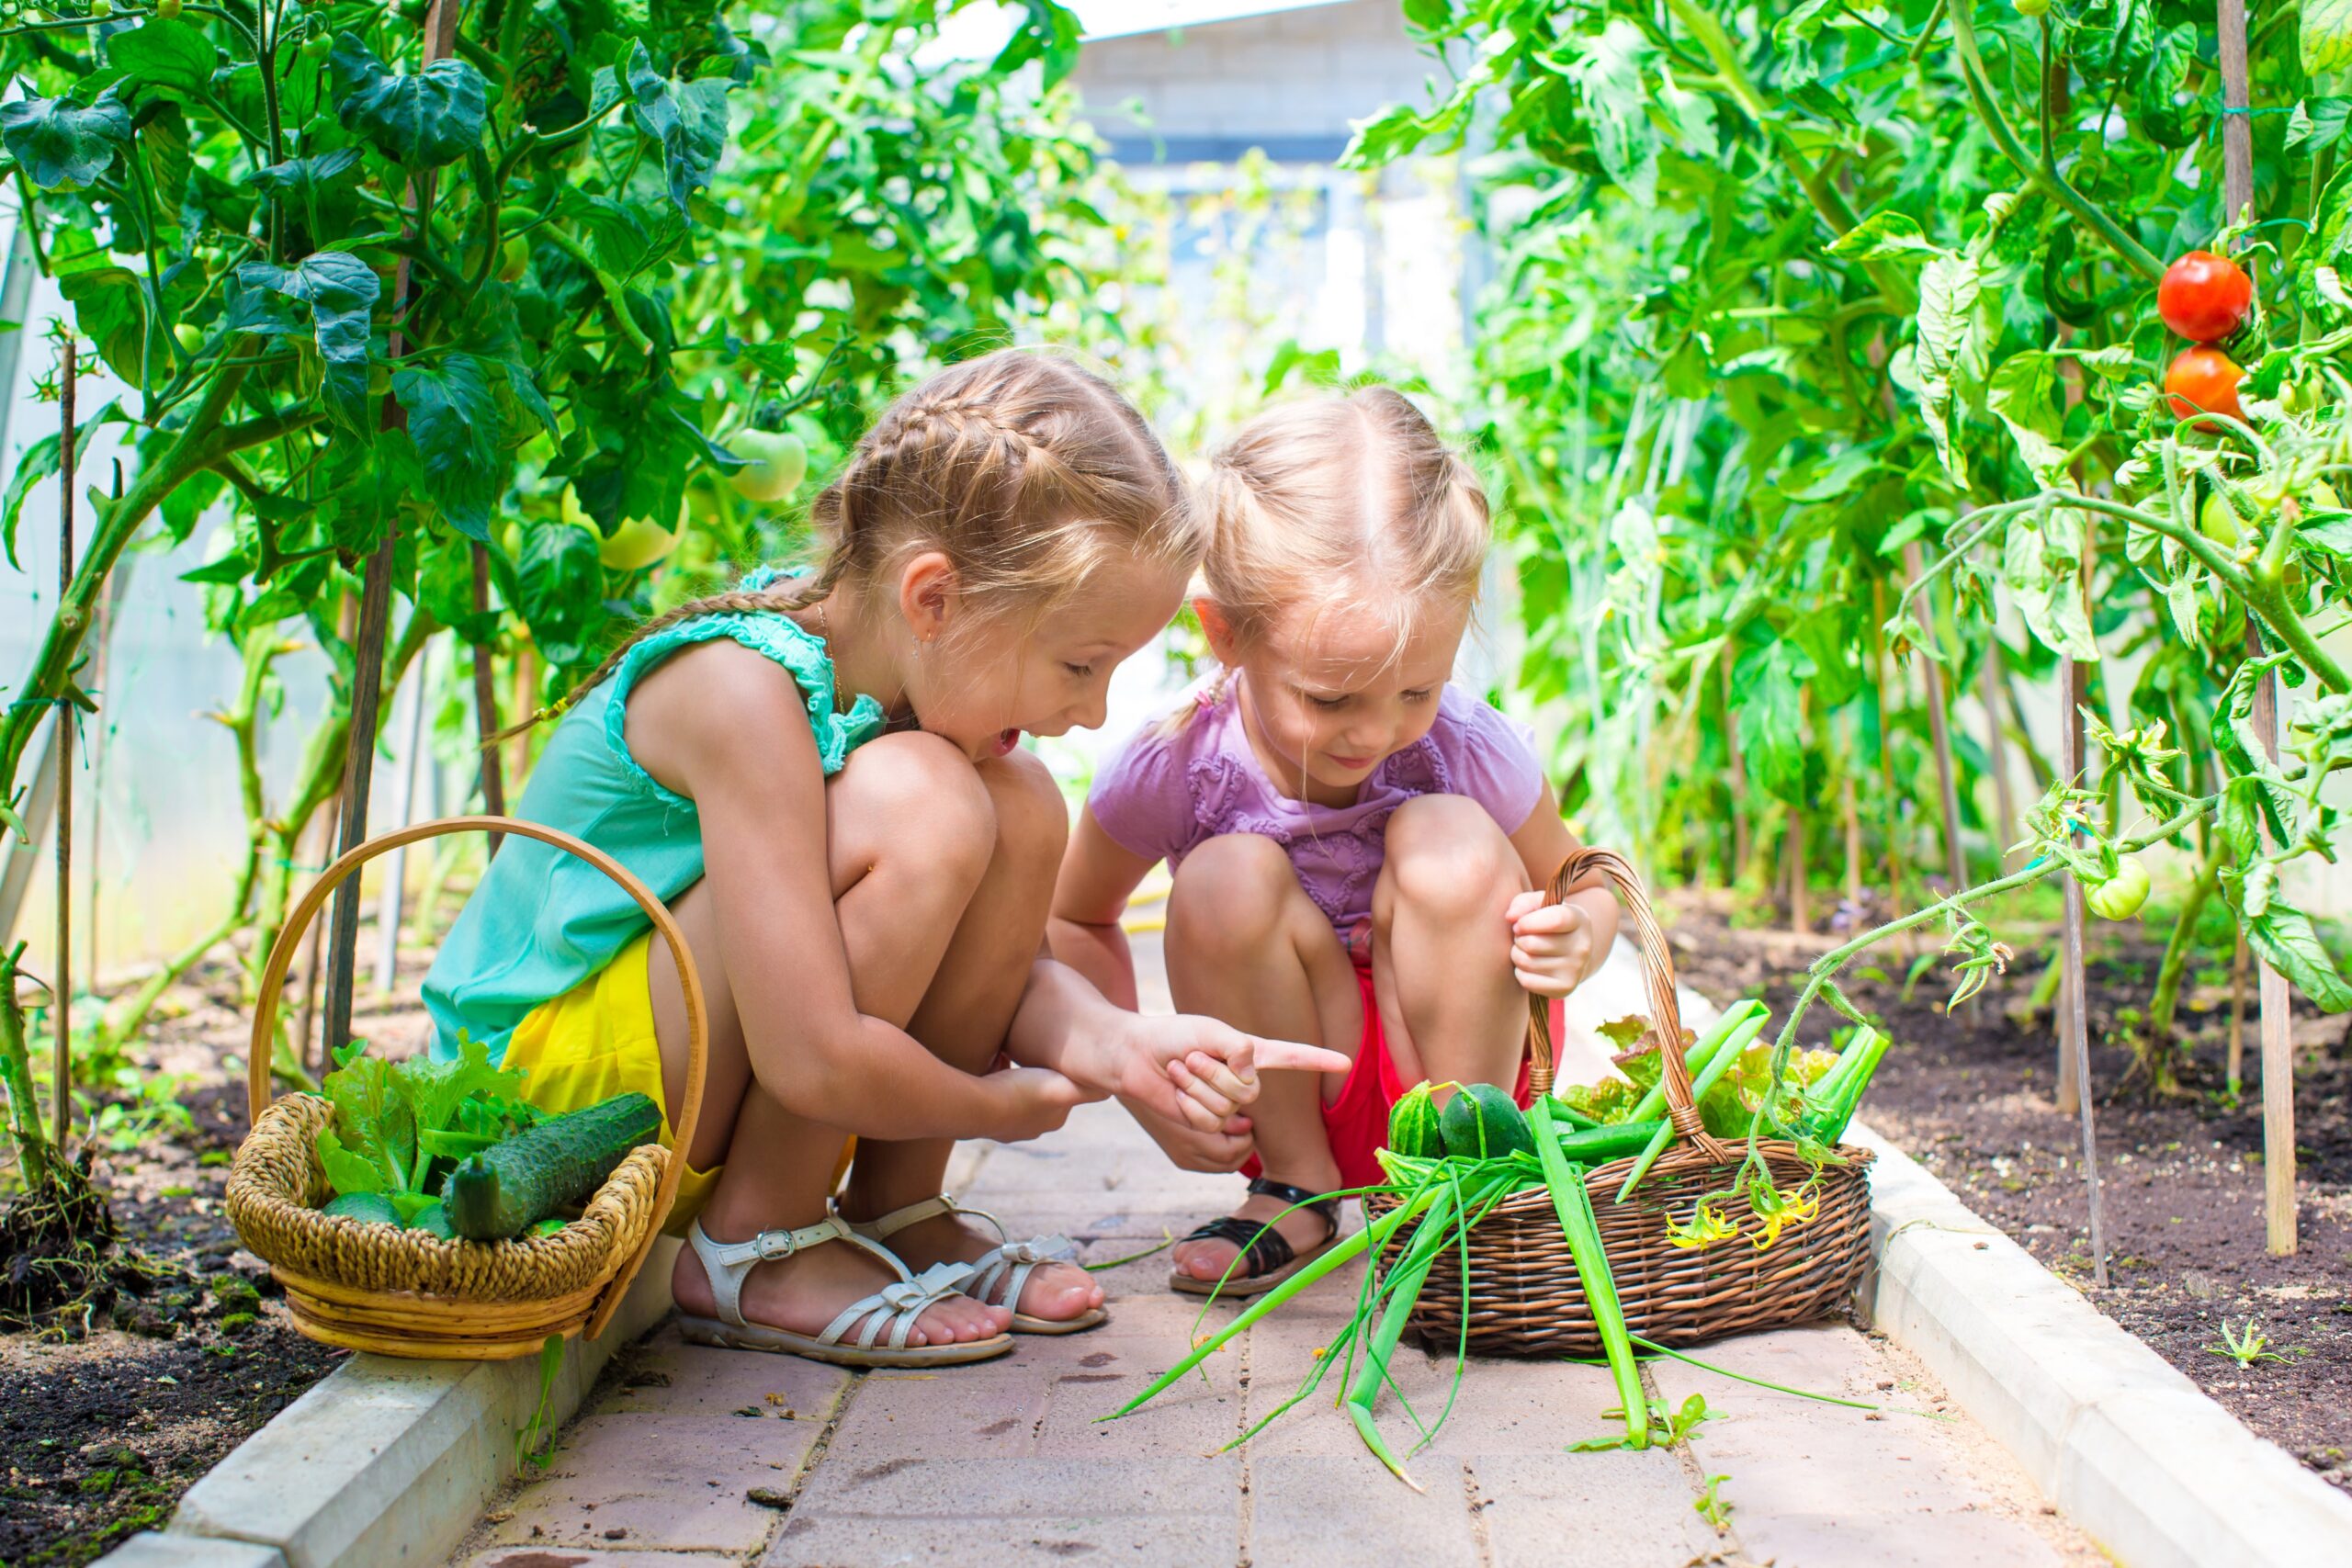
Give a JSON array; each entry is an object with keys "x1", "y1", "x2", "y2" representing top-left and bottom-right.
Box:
[
  {"x1": 1363, "y1": 847, "x2": 1881, "y2": 1357},
  {"x1": 225, "y1": 816, "x2": 707, "y2": 1360}
]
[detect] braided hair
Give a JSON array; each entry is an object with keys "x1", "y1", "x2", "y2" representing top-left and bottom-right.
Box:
[{"x1": 496, "y1": 350, "x2": 1196, "y2": 742}]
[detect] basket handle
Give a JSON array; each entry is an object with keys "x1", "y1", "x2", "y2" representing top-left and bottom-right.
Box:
[
  {"x1": 246, "y1": 813, "x2": 709, "y2": 1341},
  {"x1": 1522, "y1": 848, "x2": 1726, "y2": 1159}
]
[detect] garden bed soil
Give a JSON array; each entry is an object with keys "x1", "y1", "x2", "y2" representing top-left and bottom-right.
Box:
[
  {"x1": 1662, "y1": 891, "x2": 2352, "y2": 1495},
  {"x1": 1, "y1": 939, "x2": 440, "y2": 1568}
]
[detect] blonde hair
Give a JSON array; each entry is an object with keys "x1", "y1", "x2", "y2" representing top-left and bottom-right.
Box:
[
  {"x1": 1172, "y1": 387, "x2": 1489, "y2": 728},
  {"x1": 501, "y1": 349, "x2": 1196, "y2": 739}
]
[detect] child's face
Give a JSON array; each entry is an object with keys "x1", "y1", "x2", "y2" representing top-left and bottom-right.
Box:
[
  {"x1": 907, "y1": 549, "x2": 1191, "y2": 762},
  {"x1": 1221, "y1": 593, "x2": 1469, "y2": 804}
]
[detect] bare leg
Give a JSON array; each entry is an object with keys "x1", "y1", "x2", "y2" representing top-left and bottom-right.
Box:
[
  {"x1": 652, "y1": 732, "x2": 1009, "y2": 1348},
  {"x1": 1371, "y1": 795, "x2": 1529, "y2": 1096},
  {"x1": 1161, "y1": 832, "x2": 1362, "y2": 1282},
  {"x1": 836, "y1": 749, "x2": 1103, "y2": 1323}
]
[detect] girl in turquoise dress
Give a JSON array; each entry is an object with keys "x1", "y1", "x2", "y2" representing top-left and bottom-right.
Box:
[{"x1": 424, "y1": 352, "x2": 1346, "y2": 1367}]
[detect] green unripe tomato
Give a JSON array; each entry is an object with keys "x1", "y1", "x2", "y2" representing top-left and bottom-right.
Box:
[
  {"x1": 726, "y1": 429, "x2": 808, "y2": 503},
  {"x1": 2199, "y1": 487, "x2": 2245, "y2": 547},
  {"x1": 87, "y1": 0, "x2": 109, "y2": 15},
  {"x1": 300, "y1": 28, "x2": 331, "y2": 60},
  {"x1": 2086, "y1": 857, "x2": 2151, "y2": 921},
  {"x1": 155, "y1": 0, "x2": 180, "y2": 13},
  {"x1": 2013, "y1": 0, "x2": 2051, "y2": 16},
  {"x1": 497, "y1": 234, "x2": 530, "y2": 283},
  {"x1": 172, "y1": 321, "x2": 203, "y2": 355}
]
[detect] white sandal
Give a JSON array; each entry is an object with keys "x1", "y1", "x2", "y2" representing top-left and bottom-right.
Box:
[
  {"x1": 848, "y1": 1194, "x2": 1108, "y2": 1336},
  {"x1": 677, "y1": 1213, "x2": 1013, "y2": 1368}
]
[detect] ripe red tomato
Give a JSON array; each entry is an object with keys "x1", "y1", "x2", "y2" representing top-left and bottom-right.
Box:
[
  {"x1": 2165, "y1": 346, "x2": 2245, "y2": 428},
  {"x1": 2157, "y1": 251, "x2": 2252, "y2": 344}
]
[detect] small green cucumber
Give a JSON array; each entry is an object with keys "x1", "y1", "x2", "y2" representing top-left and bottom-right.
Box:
[
  {"x1": 1438, "y1": 1083, "x2": 1536, "y2": 1160},
  {"x1": 442, "y1": 1091, "x2": 661, "y2": 1240},
  {"x1": 1387, "y1": 1082, "x2": 1447, "y2": 1159}
]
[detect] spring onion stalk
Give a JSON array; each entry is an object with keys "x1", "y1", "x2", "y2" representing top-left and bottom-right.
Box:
[
  {"x1": 1344, "y1": 1181, "x2": 1463, "y2": 1486},
  {"x1": 1529, "y1": 1098, "x2": 1647, "y2": 1449},
  {"x1": 1805, "y1": 1028, "x2": 1888, "y2": 1142},
  {"x1": 1624, "y1": 1333, "x2": 1951, "y2": 1419},
  {"x1": 1621, "y1": 998, "x2": 1766, "y2": 1125},
  {"x1": 1105, "y1": 1181, "x2": 1445, "y2": 1421},
  {"x1": 1614, "y1": 1010, "x2": 1768, "y2": 1202}
]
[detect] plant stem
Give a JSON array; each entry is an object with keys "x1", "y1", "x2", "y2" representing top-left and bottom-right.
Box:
[
  {"x1": 1, "y1": 941, "x2": 50, "y2": 1187},
  {"x1": 2145, "y1": 850, "x2": 2222, "y2": 1081}
]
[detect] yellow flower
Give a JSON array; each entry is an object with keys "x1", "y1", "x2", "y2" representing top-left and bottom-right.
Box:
[{"x1": 1666, "y1": 1201, "x2": 1739, "y2": 1251}]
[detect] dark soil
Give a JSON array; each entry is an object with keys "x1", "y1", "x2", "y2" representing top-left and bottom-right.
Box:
[
  {"x1": 0, "y1": 945, "x2": 407, "y2": 1568},
  {"x1": 1665, "y1": 892, "x2": 2352, "y2": 1494}
]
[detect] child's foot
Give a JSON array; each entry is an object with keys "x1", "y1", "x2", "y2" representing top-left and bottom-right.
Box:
[
  {"x1": 838, "y1": 1201, "x2": 1106, "y2": 1327},
  {"x1": 671, "y1": 1224, "x2": 1010, "y2": 1348},
  {"x1": 1170, "y1": 1174, "x2": 1341, "y2": 1294}
]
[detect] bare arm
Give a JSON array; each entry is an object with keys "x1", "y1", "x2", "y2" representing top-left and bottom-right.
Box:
[
  {"x1": 626, "y1": 642, "x2": 1070, "y2": 1143},
  {"x1": 1046, "y1": 805, "x2": 1158, "y2": 1011},
  {"x1": 1507, "y1": 777, "x2": 1620, "y2": 994}
]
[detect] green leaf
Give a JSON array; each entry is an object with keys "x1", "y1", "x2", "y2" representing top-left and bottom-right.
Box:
[
  {"x1": 232, "y1": 252, "x2": 382, "y2": 434},
  {"x1": 1733, "y1": 642, "x2": 1807, "y2": 802},
  {"x1": 1986, "y1": 352, "x2": 2068, "y2": 484},
  {"x1": 2307, "y1": 0, "x2": 2352, "y2": 77},
  {"x1": 1, "y1": 400, "x2": 121, "y2": 570},
  {"x1": 54, "y1": 246, "x2": 151, "y2": 387},
  {"x1": 1564, "y1": 22, "x2": 1657, "y2": 207},
  {"x1": 393, "y1": 353, "x2": 504, "y2": 541},
  {"x1": 1828, "y1": 210, "x2": 1937, "y2": 261},
  {"x1": 2002, "y1": 505, "x2": 2098, "y2": 661},
  {"x1": 327, "y1": 33, "x2": 487, "y2": 169},
  {"x1": 248, "y1": 146, "x2": 364, "y2": 199},
  {"x1": 2242, "y1": 896, "x2": 2352, "y2": 1011},
  {"x1": 315, "y1": 1126, "x2": 390, "y2": 1197},
  {"x1": 616, "y1": 42, "x2": 732, "y2": 218},
  {"x1": 107, "y1": 18, "x2": 218, "y2": 106},
  {"x1": 1910, "y1": 251, "x2": 1984, "y2": 490},
  {"x1": 991, "y1": 0, "x2": 1083, "y2": 88},
  {"x1": 0, "y1": 91, "x2": 130, "y2": 189},
  {"x1": 319, "y1": 1046, "x2": 417, "y2": 1192}
]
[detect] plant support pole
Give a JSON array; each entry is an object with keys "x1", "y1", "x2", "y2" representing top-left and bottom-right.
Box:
[
  {"x1": 1903, "y1": 540, "x2": 1967, "y2": 892},
  {"x1": 470, "y1": 547, "x2": 504, "y2": 856},
  {"x1": 2216, "y1": 0, "x2": 2294, "y2": 1255},
  {"x1": 322, "y1": 0, "x2": 458, "y2": 1059},
  {"x1": 2058, "y1": 629, "x2": 2107, "y2": 1286},
  {"x1": 50, "y1": 340, "x2": 74, "y2": 1152}
]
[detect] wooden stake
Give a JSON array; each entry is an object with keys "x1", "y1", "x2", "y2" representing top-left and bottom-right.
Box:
[
  {"x1": 2228, "y1": 931, "x2": 2248, "y2": 1095},
  {"x1": 1981, "y1": 644, "x2": 2017, "y2": 864},
  {"x1": 1870, "y1": 580, "x2": 1904, "y2": 903},
  {"x1": 470, "y1": 546, "x2": 504, "y2": 857},
  {"x1": 50, "y1": 340, "x2": 74, "y2": 1152},
  {"x1": 1722, "y1": 658, "x2": 1749, "y2": 886},
  {"x1": 322, "y1": 0, "x2": 459, "y2": 1061},
  {"x1": 2057, "y1": 660, "x2": 2086, "y2": 1118},
  {"x1": 1904, "y1": 540, "x2": 1967, "y2": 892}
]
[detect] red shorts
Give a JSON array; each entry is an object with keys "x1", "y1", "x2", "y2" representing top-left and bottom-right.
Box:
[{"x1": 1242, "y1": 955, "x2": 1545, "y2": 1191}]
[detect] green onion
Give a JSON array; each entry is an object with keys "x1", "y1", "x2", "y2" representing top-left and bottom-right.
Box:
[
  {"x1": 1344, "y1": 1180, "x2": 1461, "y2": 1485},
  {"x1": 1614, "y1": 1010, "x2": 1768, "y2": 1202},
  {"x1": 1530, "y1": 1097, "x2": 1646, "y2": 1450}
]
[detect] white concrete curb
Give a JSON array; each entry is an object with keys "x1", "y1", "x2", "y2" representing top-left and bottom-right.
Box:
[
  {"x1": 1852, "y1": 1122, "x2": 2352, "y2": 1567},
  {"x1": 96, "y1": 1237, "x2": 679, "y2": 1568}
]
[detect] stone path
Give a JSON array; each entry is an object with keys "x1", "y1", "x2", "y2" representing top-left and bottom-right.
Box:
[{"x1": 447, "y1": 939, "x2": 2099, "y2": 1567}]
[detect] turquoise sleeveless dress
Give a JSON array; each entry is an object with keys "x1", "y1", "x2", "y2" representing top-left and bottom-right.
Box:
[{"x1": 423, "y1": 572, "x2": 887, "y2": 1063}]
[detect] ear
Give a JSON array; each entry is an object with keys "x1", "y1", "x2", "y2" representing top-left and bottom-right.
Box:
[
  {"x1": 1194, "y1": 598, "x2": 1241, "y2": 665},
  {"x1": 898, "y1": 550, "x2": 961, "y2": 643}
]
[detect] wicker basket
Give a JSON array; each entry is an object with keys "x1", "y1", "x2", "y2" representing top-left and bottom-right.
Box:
[
  {"x1": 226, "y1": 815, "x2": 709, "y2": 1360},
  {"x1": 1366, "y1": 849, "x2": 1872, "y2": 1358}
]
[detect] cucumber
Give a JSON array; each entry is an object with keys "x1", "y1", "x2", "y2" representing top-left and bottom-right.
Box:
[
  {"x1": 408, "y1": 1201, "x2": 457, "y2": 1240},
  {"x1": 1387, "y1": 1082, "x2": 1447, "y2": 1159},
  {"x1": 441, "y1": 1091, "x2": 661, "y2": 1240},
  {"x1": 1551, "y1": 1118, "x2": 1667, "y2": 1164},
  {"x1": 322, "y1": 1191, "x2": 401, "y2": 1226},
  {"x1": 1439, "y1": 1083, "x2": 1536, "y2": 1161}
]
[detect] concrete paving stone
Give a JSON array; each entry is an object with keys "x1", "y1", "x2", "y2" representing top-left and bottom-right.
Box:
[
  {"x1": 1027, "y1": 1336, "x2": 1244, "y2": 1457},
  {"x1": 1473, "y1": 1451, "x2": 1718, "y2": 1568},
  {"x1": 95, "y1": 1533, "x2": 288, "y2": 1568},
  {"x1": 1246, "y1": 1454, "x2": 1481, "y2": 1568},
  {"x1": 488, "y1": 1412, "x2": 815, "y2": 1554},
  {"x1": 466, "y1": 1551, "x2": 729, "y2": 1568},
  {"x1": 761, "y1": 1512, "x2": 1231, "y2": 1566},
  {"x1": 817, "y1": 1363, "x2": 1052, "y2": 1464},
  {"x1": 597, "y1": 1329, "x2": 852, "y2": 1421},
  {"x1": 785, "y1": 1454, "x2": 1241, "y2": 1521}
]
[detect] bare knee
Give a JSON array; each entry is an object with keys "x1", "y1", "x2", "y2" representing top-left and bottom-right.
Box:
[
  {"x1": 832, "y1": 731, "x2": 996, "y2": 887},
  {"x1": 976, "y1": 748, "x2": 1069, "y2": 878},
  {"x1": 1168, "y1": 832, "x2": 1308, "y2": 960},
  {"x1": 1378, "y1": 796, "x2": 1521, "y2": 924}
]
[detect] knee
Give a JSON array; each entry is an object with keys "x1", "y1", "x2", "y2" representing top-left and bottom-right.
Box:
[
  {"x1": 976, "y1": 748, "x2": 1069, "y2": 878},
  {"x1": 1168, "y1": 833, "x2": 1303, "y2": 955},
  {"x1": 834, "y1": 731, "x2": 996, "y2": 884},
  {"x1": 1379, "y1": 796, "x2": 1521, "y2": 923}
]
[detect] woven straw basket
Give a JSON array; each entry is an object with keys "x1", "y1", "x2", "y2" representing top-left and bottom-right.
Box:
[
  {"x1": 226, "y1": 815, "x2": 708, "y2": 1359},
  {"x1": 1367, "y1": 848, "x2": 1872, "y2": 1358}
]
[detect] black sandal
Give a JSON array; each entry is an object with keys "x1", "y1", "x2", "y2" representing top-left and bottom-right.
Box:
[{"x1": 1169, "y1": 1178, "x2": 1342, "y2": 1299}]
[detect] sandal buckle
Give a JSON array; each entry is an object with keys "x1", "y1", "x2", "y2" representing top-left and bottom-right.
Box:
[{"x1": 753, "y1": 1231, "x2": 800, "y2": 1261}]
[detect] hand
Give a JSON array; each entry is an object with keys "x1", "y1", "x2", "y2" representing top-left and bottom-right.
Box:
[
  {"x1": 1507, "y1": 890, "x2": 1596, "y2": 998},
  {"x1": 1079, "y1": 1014, "x2": 1351, "y2": 1134},
  {"x1": 1121, "y1": 1096, "x2": 1255, "y2": 1173},
  {"x1": 985, "y1": 1066, "x2": 1091, "y2": 1143}
]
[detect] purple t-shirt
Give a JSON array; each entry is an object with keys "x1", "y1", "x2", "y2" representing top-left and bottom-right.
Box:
[{"x1": 1088, "y1": 680, "x2": 1546, "y2": 942}]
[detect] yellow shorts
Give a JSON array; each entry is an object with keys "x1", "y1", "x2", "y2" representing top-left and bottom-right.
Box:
[
  {"x1": 503, "y1": 931, "x2": 723, "y2": 1236},
  {"x1": 503, "y1": 932, "x2": 855, "y2": 1237}
]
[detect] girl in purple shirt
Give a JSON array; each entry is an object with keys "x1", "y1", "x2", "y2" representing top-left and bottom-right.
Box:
[{"x1": 1048, "y1": 389, "x2": 1622, "y2": 1296}]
